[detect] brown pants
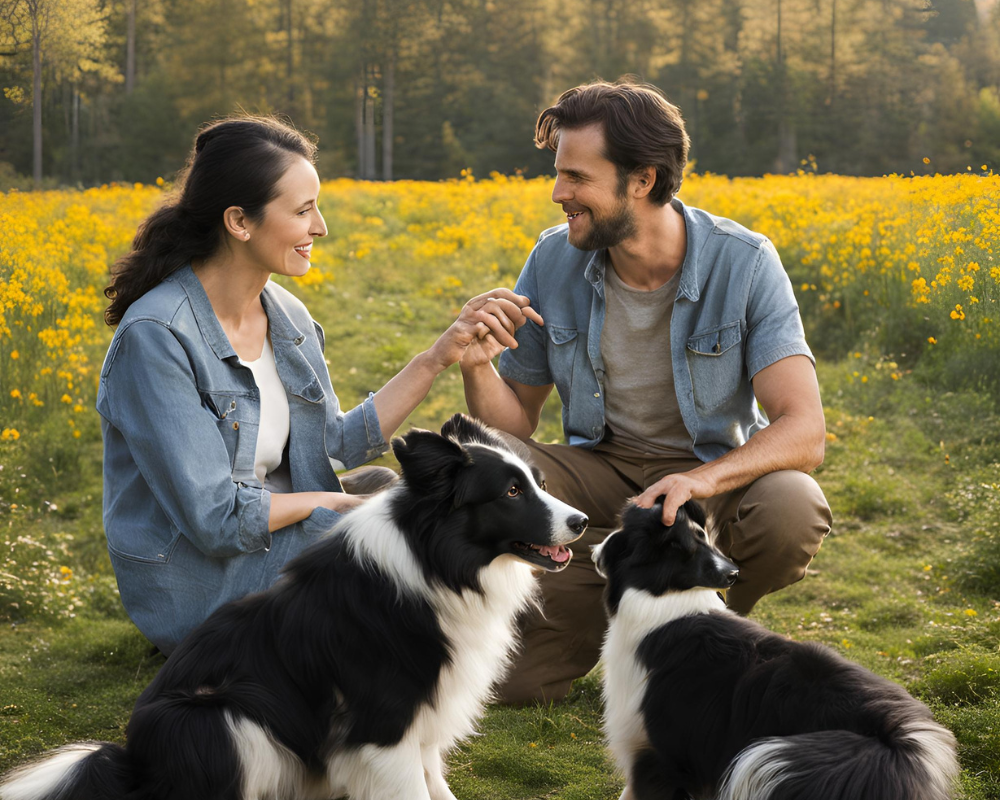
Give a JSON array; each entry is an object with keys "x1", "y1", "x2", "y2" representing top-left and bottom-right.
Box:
[{"x1": 499, "y1": 437, "x2": 832, "y2": 704}]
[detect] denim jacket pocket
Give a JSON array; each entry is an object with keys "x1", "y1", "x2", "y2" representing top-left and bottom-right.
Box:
[
  {"x1": 107, "y1": 524, "x2": 183, "y2": 565},
  {"x1": 290, "y1": 377, "x2": 324, "y2": 404},
  {"x1": 685, "y1": 321, "x2": 744, "y2": 412},
  {"x1": 201, "y1": 391, "x2": 243, "y2": 471},
  {"x1": 300, "y1": 505, "x2": 342, "y2": 538},
  {"x1": 546, "y1": 325, "x2": 579, "y2": 396}
]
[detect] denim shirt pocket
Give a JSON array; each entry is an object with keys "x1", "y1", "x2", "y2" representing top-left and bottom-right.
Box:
[
  {"x1": 107, "y1": 522, "x2": 183, "y2": 565},
  {"x1": 685, "y1": 321, "x2": 744, "y2": 412},
  {"x1": 546, "y1": 325, "x2": 579, "y2": 397}
]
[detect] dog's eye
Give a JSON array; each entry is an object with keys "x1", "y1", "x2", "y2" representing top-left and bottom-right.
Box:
[{"x1": 507, "y1": 485, "x2": 522, "y2": 498}]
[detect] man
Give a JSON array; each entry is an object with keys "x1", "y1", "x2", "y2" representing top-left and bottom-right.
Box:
[{"x1": 460, "y1": 79, "x2": 832, "y2": 704}]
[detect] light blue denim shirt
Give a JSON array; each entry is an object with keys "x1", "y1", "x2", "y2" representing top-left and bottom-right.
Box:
[
  {"x1": 96, "y1": 265, "x2": 387, "y2": 654},
  {"x1": 498, "y1": 199, "x2": 813, "y2": 462}
]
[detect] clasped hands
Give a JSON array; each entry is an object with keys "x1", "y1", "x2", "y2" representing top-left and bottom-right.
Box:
[{"x1": 428, "y1": 289, "x2": 544, "y2": 372}]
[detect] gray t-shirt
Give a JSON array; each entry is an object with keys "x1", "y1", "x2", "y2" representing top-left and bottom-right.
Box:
[{"x1": 600, "y1": 264, "x2": 694, "y2": 456}]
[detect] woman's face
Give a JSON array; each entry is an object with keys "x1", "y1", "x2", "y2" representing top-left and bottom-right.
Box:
[{"x1": 246, "y1": 156, "x2": 328, "y2": 277}]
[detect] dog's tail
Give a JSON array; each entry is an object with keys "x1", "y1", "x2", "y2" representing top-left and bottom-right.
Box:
[
  {"x1": 718, "y1": 719, "x2": 959, "y2": 800},
  {"x1": 0, "y1": 741, "x2": 135, "y2": 800}
]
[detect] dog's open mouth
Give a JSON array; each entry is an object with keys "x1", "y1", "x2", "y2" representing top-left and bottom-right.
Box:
[{"x1": 511, "y1": 541, "x2": 573, "y2": 570}]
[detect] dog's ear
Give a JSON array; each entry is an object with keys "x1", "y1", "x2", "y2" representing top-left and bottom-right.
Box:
[
  {"x1": 392, "y1": 428, "x2": 470, "y2": 494},
  {"x1": 440, "y1": 413, "x2": 535, "y2": 465},
  {"x1": 594, "y1": 529, "x2": 633, "y2": 576},
  {"x1": 441, "y1": 413, "x2": 504, "y2": 448},
  {"x1": 620, "y1": 498, "x2": 667, "y2": 532},
  {"x1": 680, "y1": 499, "x2": 707, "y2": 528}
]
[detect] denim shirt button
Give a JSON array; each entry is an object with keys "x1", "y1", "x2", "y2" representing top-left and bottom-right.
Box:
[
  {"x1": 293, "y1": 335, "x2": 305, "y2": 346},
  {"x1": 594, "y1": 392, "x2": 600, "y2": 398},
  {"x1": 232, "y1": 421, "x2": 239, "y2": 430}
]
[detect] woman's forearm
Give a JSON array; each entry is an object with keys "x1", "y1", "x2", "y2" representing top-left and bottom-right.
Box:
[
  {"x1": 371, "y1": 350, "x2": 444, "y2": 442},
  {"x1": 268, "y1": 491, "x2": 366, "y2": 532}
]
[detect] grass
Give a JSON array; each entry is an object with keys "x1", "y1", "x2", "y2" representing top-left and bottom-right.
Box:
[{"x1": 2, "y1": 265, "x2": 1000, "y2": 798}]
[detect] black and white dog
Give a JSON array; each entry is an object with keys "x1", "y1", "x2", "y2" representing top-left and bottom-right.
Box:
[
  {"x1": 592, "y1": 500, "x2": 959, "y2": 800},
  {"x1": 0, "y1": 414, "x2": 587, "y2": 800}
]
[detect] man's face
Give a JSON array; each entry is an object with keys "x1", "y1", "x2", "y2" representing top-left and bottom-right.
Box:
[{"x1": 552, "y1": 123, "x2": 637, "y2": 251}]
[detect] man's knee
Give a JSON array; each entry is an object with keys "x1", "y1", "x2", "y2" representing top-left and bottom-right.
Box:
[
  {"x1": 740, "y1": 470, "x2": 831, "y2": 553},
  {"x1": 722, "y1": 471, "x2": 831, "y2": 614}
]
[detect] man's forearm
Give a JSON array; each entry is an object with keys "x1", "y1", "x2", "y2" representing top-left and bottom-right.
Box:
[
  {"x1": 687, "y1": 410, "x2": 826, "y2": 497},
  {"x1": 461, "y1": 361, "x2": 538, "y2": 440}
]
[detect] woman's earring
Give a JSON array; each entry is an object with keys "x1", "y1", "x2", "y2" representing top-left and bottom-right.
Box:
[{"x1": 243, "y1": 232, "x2": 250, "y2": 240}]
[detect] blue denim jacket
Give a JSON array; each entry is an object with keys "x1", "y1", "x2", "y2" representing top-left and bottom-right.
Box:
[
  {"x1": 96, "y1": 265, "x2": 387, "y2": 654},
  {"x1": 498, "y1": 199, "x2": 813, "y2": 462}
]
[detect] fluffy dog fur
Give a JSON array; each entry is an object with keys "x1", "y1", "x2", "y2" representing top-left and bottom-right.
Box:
[
  {"x1": 592, "y1": 500, "x2": 960, "y2": 800},
  {"x1": 0, "y1": 414, "x2": 587, "y2": 800}
]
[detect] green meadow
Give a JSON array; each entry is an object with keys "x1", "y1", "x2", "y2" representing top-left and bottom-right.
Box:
[{"x1": 1, "y1": 177, "x2": 999, "y2": 798}]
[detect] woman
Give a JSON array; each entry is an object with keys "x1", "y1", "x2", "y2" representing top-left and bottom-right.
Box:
[{"x1": 97, "y1": 116, "x2": 539, "y2": 655}]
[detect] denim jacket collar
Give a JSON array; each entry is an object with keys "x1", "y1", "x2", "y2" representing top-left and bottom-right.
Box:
[
  {"x1": 175, "y1": 265, "x2": 237, "y2": 361},
  {"x1": 582, "y1": 199, "x2": 705, "y2": 302},
  {"x1": 174, "y1": 265, "x2": 307, "y2": 358}
]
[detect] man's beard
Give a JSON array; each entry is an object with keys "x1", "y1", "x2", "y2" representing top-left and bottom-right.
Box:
[{"x1": 571, "y1": 195, "x2": 638, "y2": 251}]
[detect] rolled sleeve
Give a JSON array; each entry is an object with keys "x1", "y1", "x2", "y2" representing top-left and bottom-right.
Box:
[
  {"x1": 498, "y1": 250, "x2": 553, "y2": 386},
  {"x1": 745, "y1": 240, "x2": 815, "y2": 379},
  {"x1": 311, "y1": 316, "x2": 387, "y2": 469},
  {"x1": 337, "y1": 391, "x2": 388, "y2": 468},
  {"x1": 101, "y1": 320, "x2": 273, "y2": 557}
]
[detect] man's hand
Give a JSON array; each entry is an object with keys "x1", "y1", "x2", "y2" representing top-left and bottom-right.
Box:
[
  {"x1": 634, "y1": 470, "x2": 716, "y2": 526},
  {"x1": 427, "y1": 289, "x2": 544, "y2": 372}
]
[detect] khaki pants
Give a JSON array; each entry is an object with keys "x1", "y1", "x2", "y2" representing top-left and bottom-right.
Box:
[{"x1": 499, "y1": 437, "x2": 832, "y2": 704}]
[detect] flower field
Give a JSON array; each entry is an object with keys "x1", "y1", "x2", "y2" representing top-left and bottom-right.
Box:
[
  {"x1": 1, "y1": 173, "x2": 1000, "y2": 798},
  {"x1": 1, "y1": 171, "x2": 997, "y2": 459}
]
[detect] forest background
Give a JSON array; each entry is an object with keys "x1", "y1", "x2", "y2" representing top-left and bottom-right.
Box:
[{"x1": 2, "y1": 0, "x2": 1000, "y2": 187}]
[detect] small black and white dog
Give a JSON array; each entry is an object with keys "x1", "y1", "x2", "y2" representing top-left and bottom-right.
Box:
[
  {"x1": 0, "y1": 414, "x2": 587, "y2": 800},
  {"x1": 592, "y1": 500, "x2": 959, "y2": 800}
]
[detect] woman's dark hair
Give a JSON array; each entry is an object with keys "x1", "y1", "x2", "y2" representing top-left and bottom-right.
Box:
[
  {"x1": 534, "y1": 78, "x2": 690, "y2": 206},
  {"x1": 104, "y1": 115, "x2": 317, "y2": 326}
]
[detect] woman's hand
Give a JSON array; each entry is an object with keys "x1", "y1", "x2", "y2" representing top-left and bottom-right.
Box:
[
  {"x1": 317, "y1": 492, "x2": 369, "y2": 514},
  {"x1": 370, "y1": 289, "x2": 543, "y2": 443},
  {"x1": 427, "y1": 289, "x2": 543, "y2": 372}
]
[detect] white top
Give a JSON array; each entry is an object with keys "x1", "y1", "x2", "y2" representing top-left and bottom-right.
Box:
[{"x1": 239, "y1": 336, "x2": 291, "y2": 491}]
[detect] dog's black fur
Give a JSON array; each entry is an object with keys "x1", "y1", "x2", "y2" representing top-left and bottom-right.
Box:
[
  {"x1": 0, "y1": 414, "x2": 586, "y2": 800},
  {"x1": 594, "y1": 500, "x2": 959, "y2": 800}
]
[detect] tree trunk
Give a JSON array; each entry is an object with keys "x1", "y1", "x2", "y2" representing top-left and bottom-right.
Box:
[
  {"x1": 286, "y1": 0, "x2": 294, "y2": 107},
  {"x1": 71, "y1": 85, "x2": 80, "y2": 182},
  {"x1": 774, "y1": 0, "x2": 797, "y2": 172},
  {"x1": 32, "y1": 10, "x2": 42, "y2": 186},
  {"x1": 828, "y1": 0, "x2": 836, "y2": 104},
  {"x1": 382, "y1": 49, "x2": 394, "y2": 181},
  {"x1": 125, "y1": 0, "x2": 136, "y2": 93},
  {"x1": 355, "y1": 72, "x2": 366, "y2": 179},
  {"x1": 364, "y1": 64, "x2": 376, "y2": 179}
]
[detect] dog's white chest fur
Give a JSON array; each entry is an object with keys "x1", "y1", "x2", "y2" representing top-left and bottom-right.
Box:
[
  {"x1": 602, "y1": 588, "x2": 726, "y2": 775},
  {"x1": 414, "y1": 555, "x2": 539, "y2": 747}
]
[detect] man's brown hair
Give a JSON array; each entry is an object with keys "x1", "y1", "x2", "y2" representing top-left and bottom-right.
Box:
[{"x1": 534, "y1": 78, "x2": 690, "y2": 206}]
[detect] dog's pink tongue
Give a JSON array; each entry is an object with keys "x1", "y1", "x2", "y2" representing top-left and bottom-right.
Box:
[{"x1": 539, "y1": 545, "x2": 571, "y2": 563}]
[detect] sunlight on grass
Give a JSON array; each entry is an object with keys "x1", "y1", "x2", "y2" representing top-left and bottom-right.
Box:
[{"x1": 2, "y1": 176, "x2": 999, "y2": 797}]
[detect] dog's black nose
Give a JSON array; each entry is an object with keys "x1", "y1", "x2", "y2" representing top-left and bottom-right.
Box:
[
  {"x1": 568, "y1": 514, "x2": 588, "y2": 534},
  {"x1": 725, "y1": 569, "x2": 739, "y2": 587}
]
